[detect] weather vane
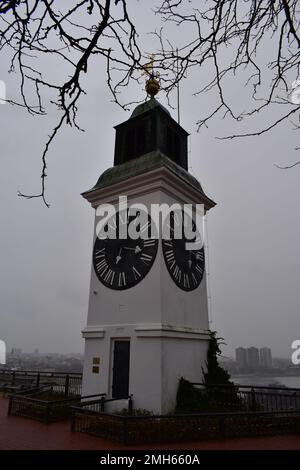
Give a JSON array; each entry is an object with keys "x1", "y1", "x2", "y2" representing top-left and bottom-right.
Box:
[{"x1": 141, "y1": 54, "x2": 160, "y2": 98}]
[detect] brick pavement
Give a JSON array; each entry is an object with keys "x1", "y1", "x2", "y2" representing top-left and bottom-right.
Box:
[{"x1": 0, "y1": 396, "x2": 299, "y2": 450}]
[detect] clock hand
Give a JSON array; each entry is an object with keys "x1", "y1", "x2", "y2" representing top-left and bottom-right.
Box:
[
  {"x1": 123, "y1": 246, "x2": 142, "y2": 254},
  {"x1": 116, "y1": 248, "x2": 122, "y2": 265},
  {"x1": 188, "y1": 251, "x2": 192, "y2": 269}
]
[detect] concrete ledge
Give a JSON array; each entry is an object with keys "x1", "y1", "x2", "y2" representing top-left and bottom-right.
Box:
[
  {"x1": 135, "y1": 324, "x2": 211, "y2": 340},
  {"x1": 82, "y1": 328, "x2": 105, "y2": 339}
]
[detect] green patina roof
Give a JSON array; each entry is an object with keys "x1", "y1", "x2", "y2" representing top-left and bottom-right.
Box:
[{"x1": 85, "y1": 151, "x2": 215, "y2": 207}]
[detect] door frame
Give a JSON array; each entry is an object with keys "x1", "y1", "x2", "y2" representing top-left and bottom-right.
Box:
[{"x1": 110, "y1": 338, "x2": 131, "y2": 398}]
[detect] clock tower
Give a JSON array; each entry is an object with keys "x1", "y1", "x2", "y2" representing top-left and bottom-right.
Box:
[{"x1": 81, "y1": 92, "x2": 215, "y2": 414}]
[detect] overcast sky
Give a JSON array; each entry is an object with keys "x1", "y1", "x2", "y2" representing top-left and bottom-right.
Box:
[{"x1": 0, "y1": 1, "x2": 299, "y2": 359}]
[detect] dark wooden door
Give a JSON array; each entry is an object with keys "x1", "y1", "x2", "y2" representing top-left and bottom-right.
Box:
[{"x1": 112, "y1": 340, "x2": 130, "y2": 398}]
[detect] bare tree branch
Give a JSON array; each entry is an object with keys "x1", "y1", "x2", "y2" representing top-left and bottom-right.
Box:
[
  {"x1": 1, "y1": 0, "x2": 143, "y2": 206},
  {"x1": 1, "y1": 0, "x2": 300, "y2": 206},
  {"x1": 154, "y1": 0, "x2": 300, "y2": 161},
  {"x1": 275, "y1": 161, "x2": 300, "y2": 169}
]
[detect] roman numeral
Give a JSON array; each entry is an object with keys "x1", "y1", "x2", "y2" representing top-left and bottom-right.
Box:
[
  {"x1": 118, "y1": 272, "x2": 126, "y2": 287},
  {"x1": 95, "y1": 248, "x2": 105, "y2": 259},
  {"x1": 140, "y1": 253, "x2": 152, "y2": 265},
  {"x1": 191, "y1": 273, "x2": 198, "y2": 285},
  {"x1": 173, "y1": 265, "x2": 182, "y2": 282},
  {"x1": 104, "y1": 269, "x2": 115, "y2": 285},
  {"x1": 183, "y1": 273, "x2": 190, "y2": 289},
  {"x1": 132, "y1": 266, "x2": 141, "y2": 280},
  {"x1": 165, "y1": 250, "x2": 175, "y2": 263},
  {"x1": 196, "y1": 251, "x2": 204, "y2": 261},
  {"x1": 163, "y1": 241, "x2": 173, "y2": 248},
  {"x1": 195, "y1": 264, "x2": 203, "y2": 275},
  {"x1": 96, "y1": 259, "x2": 107, "y2": 271},
  {"x1": 99, "y1": 265, "x2": 108, "y2": 277},
  {"x1": 143, "y1": 239, "x2": 156, "y2": 247}
]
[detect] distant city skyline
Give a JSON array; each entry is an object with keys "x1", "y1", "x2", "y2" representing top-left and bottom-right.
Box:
[
  {"x1": 235, "y1": 346, "x2": 273, "y2": 371},
  {"x1": 5, "y1": 344, "x2": 293, "y2": 360}
]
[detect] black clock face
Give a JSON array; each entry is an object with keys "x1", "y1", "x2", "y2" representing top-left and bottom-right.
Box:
[
  {"x1": 93, "y1": 210, "x2": 158, "y2": 290},
  {"x1": 162, "y1": 211, "x2": 205, "y2": 291}
]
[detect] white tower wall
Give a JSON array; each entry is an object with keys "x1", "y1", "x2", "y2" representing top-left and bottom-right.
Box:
[{"x1": 81, "y1": 166, "x2": 212, "y2": 414}]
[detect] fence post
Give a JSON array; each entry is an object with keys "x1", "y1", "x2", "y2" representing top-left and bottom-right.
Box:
[
  {"x1": 100, "y1": 396, "x2": 105, "y2": 412},
  {"x1": 12, "y1": 371, "x2": 15, "y2": 386},
  {"x1": 293, "y1": 392, "x2": 298, "y2": 411},
  {"x1": 8, "y1": 396, "x2": 13, "y2": 416},
  {"x1": 250, "y1": 388, "x2": 257, "y2": 411},
  {"x1": 128, "y1": 395, "x2": 133, "y2": 415},
  {"x1": 79, "y1": 374, "x2": 82, "y2": 396},
  {"x1": 65, "y1": 374, "x2": 70, "y2": 398},
  {"x1": 36, "y1": 373, "x2": 40, "y2": 388}
]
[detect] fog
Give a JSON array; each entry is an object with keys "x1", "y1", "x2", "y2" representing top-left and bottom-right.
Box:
[{"x1": 0, "y1": 2, "x2": 299, "y2": 359}]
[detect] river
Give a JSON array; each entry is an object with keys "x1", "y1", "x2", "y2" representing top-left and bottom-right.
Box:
[{"x1": 231, "y1": 375, "x2": 300, "y2": 389}]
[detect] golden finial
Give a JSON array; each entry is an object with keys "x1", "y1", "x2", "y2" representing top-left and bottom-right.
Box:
[
  {"x1": 141, "y1": 54, "x2": 160, "y2": 98},
  {"x1": 145, "y1": 76, "x2": 160, "y2": 97}
]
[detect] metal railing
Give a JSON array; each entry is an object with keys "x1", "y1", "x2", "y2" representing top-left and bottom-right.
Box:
[
  {"x1": 71, "y1": 383, "x2": 300, "y2": 444},
  {"x1": 71, "y1": 409, "x2": 300, "y2": 445},
  {"x1": 71, "y1": 395, "x2": 133, "y2": 415},
  {"x1": 8, "y1": 391, "x2": 105, "y2": 424},
  {"x1": 8, "y1": 387, "x2": 132, "y2": 425},
  {"x1": 191, "y1": 383, "x2": 300, "y2": 413},
  {"x1": 0, "y1": 369, "x2": 82, "y2": 397},
  {"x1": 71, "y1": 395, "x2": 133, "y2": 438}
]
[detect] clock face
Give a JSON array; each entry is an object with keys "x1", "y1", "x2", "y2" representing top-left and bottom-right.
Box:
[
  {"x1": 162, "y1": 211, "x2": 205, "y2": 291},
  {"x1": 93, "y1": 210, "x2": 158, "y2": 290}
]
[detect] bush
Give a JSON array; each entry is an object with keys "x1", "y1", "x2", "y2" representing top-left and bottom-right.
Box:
[
  {"x1": 176, "y1": 378, "x2": 206, "y2": 413},
  {"x1": 175, "y1": 331, "x2": 241, "y2": 413},
  {"x1": 118, "y1": 408, "x2": 153, "y2": 416}
]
